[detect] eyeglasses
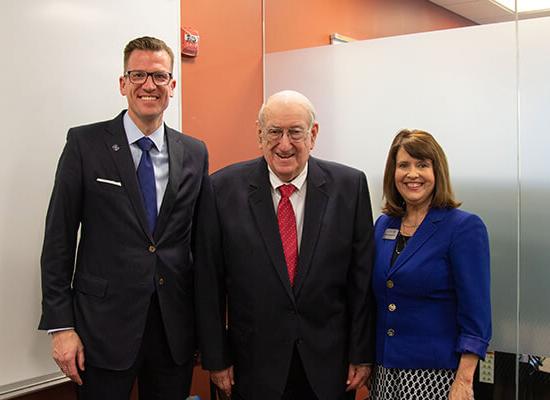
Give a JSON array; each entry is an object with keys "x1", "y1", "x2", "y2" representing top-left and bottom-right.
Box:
[
  {"x1": 125, "y1": 70, "x2": 173, "y2": 86},
  {"x1": 262, "y1": 127, "x2": 310, "y2": 143}
]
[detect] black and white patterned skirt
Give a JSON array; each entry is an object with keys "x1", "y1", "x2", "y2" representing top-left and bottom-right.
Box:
[{"x1": 370, "y1": 365, "x2": 456, "y2": 400}]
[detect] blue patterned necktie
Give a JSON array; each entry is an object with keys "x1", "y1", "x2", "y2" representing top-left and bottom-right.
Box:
[{"x1": 136, "y1": 137, "x2": 157, "y2": 234}]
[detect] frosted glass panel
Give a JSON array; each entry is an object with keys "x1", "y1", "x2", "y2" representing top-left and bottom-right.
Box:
[
  {"x1": 266, "y1": 23, "x2": 518, "y2": 352},
  {"x1": 518, "y1": 16, "x2": 550, "y2": 356}
]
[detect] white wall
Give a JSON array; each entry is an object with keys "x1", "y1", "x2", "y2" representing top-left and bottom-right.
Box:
[{"x1": 0, "y1": 0, "x2": 180, "y2": 395}]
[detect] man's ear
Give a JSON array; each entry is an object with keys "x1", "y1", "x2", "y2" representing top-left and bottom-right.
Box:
[
  {"x1": 119, "y1": 75, "x2": 127, "y2": 96},
  {"x1": 168, "y1": 78, "x2": 176, "y2": 97},
  {"x1": 309, "y1": 122, "x2": 319, "y2": 150},
  {"x1": 256, "y1": 120, "x2": 263, "y2": 148}
]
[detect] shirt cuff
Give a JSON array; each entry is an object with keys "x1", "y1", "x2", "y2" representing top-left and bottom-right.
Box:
[{"x1": 47, "y1": 327, "x2": 74, "y2": 334}]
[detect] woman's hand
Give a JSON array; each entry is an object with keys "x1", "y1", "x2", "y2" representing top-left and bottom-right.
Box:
[
  {"x1": 449, "y1": 377, "x2": 474, "y2": 400},
  {"x1": 449, "y1": 353, "x2": 478, "y2": 400}
]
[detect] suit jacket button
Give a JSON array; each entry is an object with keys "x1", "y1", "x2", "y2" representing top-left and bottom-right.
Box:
[
  {"x1": 387, "y1": 329, "x2": 395, "y2": 337},
  {"x1": 388, "y1": 303, "x2": 397, "y2": 312},
  {"x1": 148, "y1": 245, "x2": 156, "y2": 253},
  {"x1": 159, "y1": 277, "x2": 165, "y2": 285},
  {"x1": 386, "y1": 280, "x2": 394, "y2": 288}
]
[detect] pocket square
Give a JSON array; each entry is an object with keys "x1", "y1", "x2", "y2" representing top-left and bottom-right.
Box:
[{"x1": 96, "y1": 178, "x2": 122, "y2": 187}]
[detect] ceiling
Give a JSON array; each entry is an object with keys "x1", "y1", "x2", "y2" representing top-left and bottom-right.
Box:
[{"x1": 429, "y1": 0, "x2": 550, "y2": 24}]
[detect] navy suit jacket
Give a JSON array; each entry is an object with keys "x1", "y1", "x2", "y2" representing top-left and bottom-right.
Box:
[
  {"x1": 39, "y1": 111, "x2": 209, "y2": 369},
  {"x1": 195, "y1": 157, "x2": 376, "y2": 400},
  {"x1": 373, "y1": 207, "x2": 491, "y2": 369}
]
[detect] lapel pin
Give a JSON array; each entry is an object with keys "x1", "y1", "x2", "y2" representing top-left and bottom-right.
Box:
[{"x1": 112, "y1": 144, "x2": 120, "y2": 152}]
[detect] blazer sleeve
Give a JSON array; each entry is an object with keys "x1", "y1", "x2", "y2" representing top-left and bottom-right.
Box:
[
  {"x1": 194, "y1": 175, "x2": 232, "y2": 370},
  {"x1": 39, "y1": 129, "x2": 83, "y2": 330},
  {"x1": 449, "y1": 213, "x2": 492, "y2": 359},
  {"x1": 347, "y1": 171, "x2": 376, "y2": 364}
]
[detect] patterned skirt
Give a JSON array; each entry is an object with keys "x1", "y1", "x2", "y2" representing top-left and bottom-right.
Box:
[{"x1": 370, "y1": 365, "x2": 456, "y2": 400}]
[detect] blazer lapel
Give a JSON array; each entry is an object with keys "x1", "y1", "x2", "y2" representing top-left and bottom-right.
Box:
[
  {"x1": 293, "y1": 158, "x2": 328, "y2": 297},
  {"x1": 389, "y1": 207, "x2": 447, "y2": 276},
  {"x1": 248, "y1": 158, "x2": 296, "y2": 304},
  {"x1": 103, "y1": 111, "x2": 153, "y2": 242},
  {"x1": 154, "y1": 126, "x2": 184, "y2": 242}
]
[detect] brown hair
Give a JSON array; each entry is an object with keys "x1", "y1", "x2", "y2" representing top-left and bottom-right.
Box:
[
  {"x1": 382, "y1": 129, "x2": 461, "y2": 216},
  {"x1": 123, "y1": 36, "x2": 174, "y2": 71}
]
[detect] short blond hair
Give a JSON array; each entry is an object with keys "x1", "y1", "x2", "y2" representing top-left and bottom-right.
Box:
[{"x1": 123, "y1": 36, "x2": 174, "y2": 71}]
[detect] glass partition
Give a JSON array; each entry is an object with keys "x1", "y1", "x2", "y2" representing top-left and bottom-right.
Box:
[
  {"x1": 517, "y1": 12, "x2": 550, "y2": 400},
  {"x1": 262, "y1": 1, "x2": 550, "y2": 398}
]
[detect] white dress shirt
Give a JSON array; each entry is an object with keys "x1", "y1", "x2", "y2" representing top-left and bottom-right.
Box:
[
  {"x1": 268, "y1": 163, "x2": 308, "y2": 251},
  {"x1": 124, "y1": 112, "x2": 169, "y2": 212}
]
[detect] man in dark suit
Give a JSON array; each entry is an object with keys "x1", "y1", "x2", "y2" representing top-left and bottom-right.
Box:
[
  {"x1": 39, "y1": 36, "x2": 209, "y2": 400},
  {"x1": 195, "y1": 90, "x2": 376, "y2": 400}
]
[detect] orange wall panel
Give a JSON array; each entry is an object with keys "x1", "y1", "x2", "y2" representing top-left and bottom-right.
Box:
[
  {"x1": 266, "y1": 0, "x2": 475, "y2": 53},
  {"x1": 181, "y1": 0, "x2": 264, "y2": 173}
]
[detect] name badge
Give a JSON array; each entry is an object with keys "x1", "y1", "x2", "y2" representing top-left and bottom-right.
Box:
[{"x1": 383, "y1": 228, "x2": 399, "y2": 240}]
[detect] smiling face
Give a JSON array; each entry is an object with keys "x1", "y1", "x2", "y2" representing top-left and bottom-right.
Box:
[
  {"x1": 258, "y1": 99, "x2": 318, "y2": 182},
  {"x1": 394, "y1": 147, "x2": 435, "y2": 209},
  {"x1": 119, "y1": 49, "x2": 175, "y2": 134}
]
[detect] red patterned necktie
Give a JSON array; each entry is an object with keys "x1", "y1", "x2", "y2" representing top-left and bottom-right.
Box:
[{"x1": 277, "y1": 184, "x2": 298, "y2": 286}]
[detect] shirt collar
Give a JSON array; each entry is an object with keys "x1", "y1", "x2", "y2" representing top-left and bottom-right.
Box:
[
  {"x1": 268, "y1": 162, "x2": 308, "y2": 192},
  {"x1": 123, "y1": 111, "x2": 165, "y2": 151}
]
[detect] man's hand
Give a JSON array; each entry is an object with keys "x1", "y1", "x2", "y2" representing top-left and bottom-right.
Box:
[
  {"x1": 51, "y1": 330, "x2": 85, "y2": 385},
  {"x1": 346, "y1": 364, "x2": 371, "y2": 392},
  {"x1": 210, "y1": 366, "x2": 234, "y2": 397}
]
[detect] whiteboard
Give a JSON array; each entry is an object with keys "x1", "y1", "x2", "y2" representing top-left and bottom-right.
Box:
[{"x1": 0, "y1": 0, "x2": 180, "y2": 396}]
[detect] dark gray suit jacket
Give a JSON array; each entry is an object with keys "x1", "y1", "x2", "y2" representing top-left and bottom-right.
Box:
[
  {"x1": 39, "y1": 111, "x2": 209, "y2": 370},
  {"x1": 195, "y1": 157, "x2": 376, "y2": 400}
]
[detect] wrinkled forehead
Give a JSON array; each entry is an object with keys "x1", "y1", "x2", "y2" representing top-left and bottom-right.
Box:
[{"x1": 263, "y1": 101, "x2": 312, "y2": 127}]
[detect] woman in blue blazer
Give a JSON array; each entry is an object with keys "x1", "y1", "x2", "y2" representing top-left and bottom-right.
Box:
[{"x1": 370, "y1": 129, "x2": 491, "y2": 400}]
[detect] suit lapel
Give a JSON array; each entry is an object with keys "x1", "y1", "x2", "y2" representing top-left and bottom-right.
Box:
[
  {"x1": 103, "y1": 111, "x2": 153, "y2": 241},
  {"x1": 248, "y1": 158, "x2": 296, "y2": 304},
  {"x1": 388, "y1": 207, "x2": 447, "y2": 276},
  {"x1": 154, "y1": 126, "x2": 185, "y2": 242},
  {"x1": 293, "y1": 158, "x2": 328, "y2": 297}
]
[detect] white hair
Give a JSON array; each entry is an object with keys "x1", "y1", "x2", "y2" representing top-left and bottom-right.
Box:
[{"x1": 258, "y1": 90, "x2": 316, "y2": 129}]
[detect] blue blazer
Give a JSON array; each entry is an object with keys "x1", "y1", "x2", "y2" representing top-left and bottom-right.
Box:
[{"x1": 373, "y1": 207, "x2": 491, "y2": 369}]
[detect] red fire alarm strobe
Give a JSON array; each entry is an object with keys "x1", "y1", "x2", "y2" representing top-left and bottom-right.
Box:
[{"x1": 181, "y1": 27, "x2": 199, "y2": 57}]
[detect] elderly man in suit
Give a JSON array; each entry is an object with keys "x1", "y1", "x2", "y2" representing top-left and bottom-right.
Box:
[
  {"x1": 195, "y1": 90, "x2": 376, "y2": 400},
  {"x1": 39, "y1": 36, "x2": 209, "y2": 400}
]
